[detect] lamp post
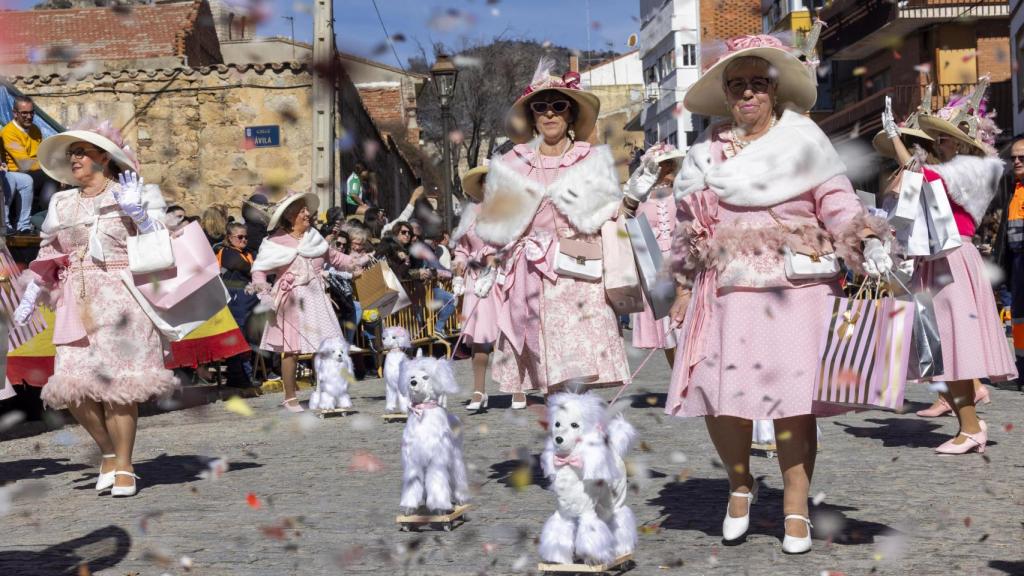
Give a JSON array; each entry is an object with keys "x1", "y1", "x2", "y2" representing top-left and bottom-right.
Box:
[{"x1": 430, "y1": 54, "x2": 459, "y2": 232}]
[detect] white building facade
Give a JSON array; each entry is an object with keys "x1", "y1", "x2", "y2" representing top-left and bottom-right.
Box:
[{"x1": 639, "y1": 0, "x2": 701, "y2": 149}]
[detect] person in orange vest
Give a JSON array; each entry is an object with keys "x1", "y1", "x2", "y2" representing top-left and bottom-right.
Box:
[{"x1": 1006, "y1": 138, "x2": 1024, "y2": 382}]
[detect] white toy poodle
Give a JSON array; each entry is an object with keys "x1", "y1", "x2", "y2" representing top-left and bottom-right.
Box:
[
  {"x1": 308, "y1": 336, "x2": 354, "y2": 410},
  {"x1": 382, "y1": 326, "x2": 412, "y2": 414},
  {"x1": 539, "y1": 391, "x2": 637, "y2": 565},
  {"x1": 399, "y1": 351, "x2": 469, "y2": 514}
]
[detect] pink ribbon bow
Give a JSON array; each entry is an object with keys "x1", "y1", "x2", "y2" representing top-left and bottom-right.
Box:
[
  {"x1": 496, "y1": 232, "x2": 556, "y2": 355},
  {"x1": 410, "y1": 401, "x2": 438, "y2": 419},
  {"x1": 553, "y1": 454, "x2": 583, "y2": 469}
]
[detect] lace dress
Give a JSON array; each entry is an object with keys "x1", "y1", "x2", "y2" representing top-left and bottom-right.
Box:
[{"x1": 30, "y1": 188, "x2": 178, "y2": 408}]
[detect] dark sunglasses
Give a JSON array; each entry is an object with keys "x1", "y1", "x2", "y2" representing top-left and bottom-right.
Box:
[
  {"x1": 725, "y1": 77, "x2": 772, "y2": 97},
  {"x1": 15, "y1": 110, "x2": 34, "y2": 116},
  {"x1": 233, "y1": 235, "x2": 248, "y2": 240},
  {"x1": 397, "y1": 229, "x2": 411, "y2": 236},
  {"x1": 65, "y1": 146, "x2": 99, "y2": 160},
  {"x1": 529, "y1": 100, "x2": 571, "y2": 115},
  {"x1": 1011, "y1": 155, "x2": 1024, "y2": 162}
]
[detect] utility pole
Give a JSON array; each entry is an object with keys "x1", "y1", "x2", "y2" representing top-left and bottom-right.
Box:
[
  {"x1": 311, "y1": 0, "x2": 336, "y2": 209},
  {"x1": 282, "y1": 15, "x2": 296, "y2": 60}
]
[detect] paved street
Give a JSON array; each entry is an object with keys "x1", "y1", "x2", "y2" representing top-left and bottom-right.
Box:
[{"x1": 1, "y1": 342, "x2": 1023, "y2": 576}]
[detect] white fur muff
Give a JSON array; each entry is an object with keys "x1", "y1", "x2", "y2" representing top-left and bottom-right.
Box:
[
  {"x1": 539, "y1": 392, "x2": 637, "y2": 565},
  {"x1": 308, "y1": 336, "x2": 354, "y2": 410},
  {"x1": 399, "y1": 351, "x2": 470, "y2": 514}
]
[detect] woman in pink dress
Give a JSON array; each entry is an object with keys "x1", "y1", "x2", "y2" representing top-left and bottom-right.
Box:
[
  {"x1": 878, "y1": 83, "x2": 1016, "y2": 453},
  {"x1": 475, "y1": 58, "x2": 631, "y2": 407},
  {"x1": 452, "y1": 165, "x2": 501, "y2": 411},
  {"x1": 627, "y1": 143, "x2": 684, "y2": 367},
  {"x1": 14, "y1": 122, "x2": 180, "y2": 497},
  {"x1": 667, "y1": 34, "x2": 892, "y2": 553},
  {"x1": 249, "y1": 191, "x2": 368, "y2": 412}
]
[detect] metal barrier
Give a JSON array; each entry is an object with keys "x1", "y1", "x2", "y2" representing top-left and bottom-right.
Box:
[{"x1": 351, "y1": 278, "x2": 463, "y2": 363}]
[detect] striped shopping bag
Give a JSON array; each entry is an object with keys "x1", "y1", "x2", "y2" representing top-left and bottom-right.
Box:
[{"x1": 812, "y1": 288, "x2": 915, "y2": 412}]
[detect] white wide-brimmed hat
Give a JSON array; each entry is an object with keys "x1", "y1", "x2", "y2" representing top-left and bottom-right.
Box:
[
  {"x1": 684, "y1": 34, "x2": 817, "y2": 118},
  {"x1": 649, "y1": 143, "x2": 685, "y2": 165},
  {"x1": 460, "y1": 165, "x2": 488, "y2": 202},
  {"x1": 37, "y1": 122, "x2": 139, "y2": 185},
  {"x1": 251, "y1": 190, "x2": 320, "y2": 231},
  {"x1": 872, "y1": 127, "x2": 934, "y2": 159},
  {"x1": 506, "y1": 57, "x2": 601, "y2": 144}
]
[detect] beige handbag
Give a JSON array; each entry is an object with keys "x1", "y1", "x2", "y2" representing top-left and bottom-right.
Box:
[{"x1": 554, "y1": 238, "x2": 603, "y2": 281}]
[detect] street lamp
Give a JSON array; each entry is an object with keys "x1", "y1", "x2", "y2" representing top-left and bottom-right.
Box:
[{"x1": 430, "y1": 54, "x2": 459, "y2": 232}]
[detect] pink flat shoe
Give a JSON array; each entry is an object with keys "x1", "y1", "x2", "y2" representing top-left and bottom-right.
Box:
[
  {"x1": 974, "y1": 385, "x2": 991, "y2": 406},
  {"x1": 935, "y1": 421, "x2": 987, "y2": 454},
  {"x1": 916, "y1": 397, "x2": 952, "y2": 417}
]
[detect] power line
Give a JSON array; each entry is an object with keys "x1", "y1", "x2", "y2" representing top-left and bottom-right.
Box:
[{"x1": 369, "y1": 0, "x2": 407, "y2": 74}]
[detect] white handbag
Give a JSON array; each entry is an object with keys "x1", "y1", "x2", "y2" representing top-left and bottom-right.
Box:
[
  {"x1": 127, "y1": 225, "x2": 175, "y2": 274},
  {"x1": 554, "y1": 238, "x2": 603, "y2": 281},
  {"x1": 769, "y1": 209, "x2": 840, "y2": 281}
]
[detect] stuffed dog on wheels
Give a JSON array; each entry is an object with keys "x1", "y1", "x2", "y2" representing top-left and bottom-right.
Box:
[
  {"x1": 397, "y1": 351, "x2": 470, "y2": 531},
  {"x1": 308, "y1": 336, "x2": 355, "y2": 416},
  {"x1": 538, "y1": 391, "x2": 637, "y2": 569},
  {"x1": 382, "y1": 326, "x2": 412, "y2": 417}
]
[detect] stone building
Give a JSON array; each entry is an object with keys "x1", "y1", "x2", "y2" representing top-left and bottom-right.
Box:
[{"x1": 1, "y1": 0, "x2": 419, "y2": 217}]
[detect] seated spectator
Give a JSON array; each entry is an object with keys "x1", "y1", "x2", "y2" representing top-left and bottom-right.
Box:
[
  {"x1": 218, "y1": 222, "x2": 259, "y2": 389},
  {"x1": 0, "y1": 162, "x2": 32, "y2": 236},
  {"x1": 1, "y1": 96, "x2": 46, "y2": 233},
  {"x1": 201, "y1": 205, "x2": 228, "y2": 247}
]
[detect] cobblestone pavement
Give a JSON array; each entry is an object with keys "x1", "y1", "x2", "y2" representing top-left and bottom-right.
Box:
[{"x1": 1, "y1": 341, "x2": 1023, "y2": 576}]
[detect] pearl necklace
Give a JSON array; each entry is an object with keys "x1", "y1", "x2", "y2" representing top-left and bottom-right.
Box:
[{"x1": 728, "y1": 115, "x2": 778, "y2": 157}]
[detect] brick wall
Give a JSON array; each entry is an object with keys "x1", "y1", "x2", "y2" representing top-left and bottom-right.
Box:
[
  {"x1": 181, "y1": 0, "x2": 224, "y2": 67},
  {"x1": 699, "y1": 0, "x2": 762, "y2": 41},
  {"x1": 978, "y1": 20, "x2": 1012, "y2": 83},
  {"x1": 357, "y1": 86, "x2": 420, "y2": 147}
]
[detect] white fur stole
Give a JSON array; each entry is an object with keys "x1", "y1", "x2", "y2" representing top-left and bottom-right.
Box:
[
  {"x1": 675, "y1": 109, "x2": 846, "y2": 207},
  {"x1": 927, "y1": 155, "x2": 1005, "y2": 226},
  {"x1": 252, "y1": 228, "x2": 328, "y2": 272},
  {"x1": 475, "y1": 145, "x2": 622, "y2": 247}
]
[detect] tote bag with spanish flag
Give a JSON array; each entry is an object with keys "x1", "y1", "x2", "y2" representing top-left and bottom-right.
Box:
[{"x1": 812, "y1": 286, "x2": 915, "y2": 412}]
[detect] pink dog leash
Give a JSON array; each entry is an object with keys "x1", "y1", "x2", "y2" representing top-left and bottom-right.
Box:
[{"x1": 608, "y1": 318, "x2": 683, "y2": 406}]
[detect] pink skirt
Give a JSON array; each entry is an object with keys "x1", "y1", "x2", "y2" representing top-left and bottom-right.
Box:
[
  {"x1": 260, "y1": 277, "x2": 342, "y2": 354},
  {"x1": 631, "y1": 296, "x2": 677, "y2": 350},
  {"x1": 912, "y1": 242, "x2": 1016, "y2": 383},
  {"x1": 667, "y1": 282, "x2": 843, "y2": 420},
  {"x1": 459, "y1": 271, "x2": 500, "y2": 345}
]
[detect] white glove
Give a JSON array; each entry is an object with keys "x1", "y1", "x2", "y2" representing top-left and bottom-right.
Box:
[
  {"x1": 13, "y1": 281, "x2": 40, "y2": 327},
  {"x1": 896, "y1": 258, "x2": 915, "y2": 277},
  {"x1": 115, "y1": 171, "x2": 158, "y2": 233},
  {"x1": 862, "y1": 238, "x2": 893, "y2": 278},
  {"x1": 625, "y1": 160, "x2": 659, "y2": 203},
  {"x1": 474, "y1": 267, "x2": 496, "y2": 298},
  {"x1": 452, "y1": 276, "x2": 465, "y2": 297},
  {"x1": 881, "y1": 95, "x2": 899, "y2": 140}
]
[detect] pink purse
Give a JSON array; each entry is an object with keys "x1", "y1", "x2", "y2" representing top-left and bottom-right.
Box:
[
  {"x1": 133, "y1": 221, "x2": 221, "y2": 309},
  {"x1": 601, "y1": 219, "x2": 643, "y2": 315}
]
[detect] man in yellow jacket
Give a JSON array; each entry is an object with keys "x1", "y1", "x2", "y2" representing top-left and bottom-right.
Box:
[{"x1": 1, "y1": 96, "x2": 44, "y2": 233}]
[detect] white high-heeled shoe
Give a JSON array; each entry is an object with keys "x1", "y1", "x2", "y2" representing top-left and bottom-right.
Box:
[
  {"x1": 781, "y1": 514, "x2": 813, "y2": 554},
  {"x1": 111, "y1": 471, "x2": 140, "y2": 498},
  {"x1": 510, "y1": 394, "x2": 527, "y2": 410},
  {"x1": 722, "y1": 481, "x2": 758, "y2": 541},
  {"x1": 95, "y1": 454, "x2": 117, "y2": 492},
  {"x1": 466, "y1": 392, "x2": 488, "y2": 411}
]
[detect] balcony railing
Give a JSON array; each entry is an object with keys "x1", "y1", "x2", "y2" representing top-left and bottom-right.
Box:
[{"x1": 818, "y1": 81, "x2": 1012, "y2": 140}]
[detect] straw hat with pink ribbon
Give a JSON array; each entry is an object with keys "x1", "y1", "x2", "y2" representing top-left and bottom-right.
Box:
[{"x1": 505, "y1": 57, "x2": 601, "y2": 144}]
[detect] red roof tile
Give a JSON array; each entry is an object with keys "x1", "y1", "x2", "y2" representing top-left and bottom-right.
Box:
[{"x1": 0, "y1": 1, "x2": 204, "y2": 65}]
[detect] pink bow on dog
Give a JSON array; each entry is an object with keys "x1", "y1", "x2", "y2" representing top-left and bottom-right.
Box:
[
  {"x1": 553, "y1": 454, "x2": 583, "y2": 469},
  {"x1": 410, "y1": 401, "x2": 438, "y2": 419}
]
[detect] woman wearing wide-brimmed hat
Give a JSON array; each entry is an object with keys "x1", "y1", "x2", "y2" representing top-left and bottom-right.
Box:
[
  {"x1": 248, "y1": 189, "x2": 370, "y2": 412},
  {"x1": 878, "y1": 81, "x2": 1015, "y2": 453},
  {"x1": 451, "y1": 165, "x2": 501, "y2": 411},
  {"x1": 626, "y1": 143, "x2": 685, "y2": 366},
  {"x1": 13, "y1": 119, "x2": 178, "y2": 497},
  {"x1": 667, "y1": 33, "x2": 893, "y2": 553},
  {"x1": 474, "y1": 58, "x2": 631, "y2": 408}
]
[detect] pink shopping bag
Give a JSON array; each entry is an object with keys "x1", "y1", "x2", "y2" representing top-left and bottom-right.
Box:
[
  {"x1": 133, "y1": 221, "x2": 221, "y2": 310},
  {"x1": 812, "y1": 291, "x2": 915, "y2": 412}
]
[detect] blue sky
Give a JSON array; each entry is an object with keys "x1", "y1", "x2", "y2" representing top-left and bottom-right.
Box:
[{"x1": 9, "y1": 0, "x2": 640, "y2": 67}]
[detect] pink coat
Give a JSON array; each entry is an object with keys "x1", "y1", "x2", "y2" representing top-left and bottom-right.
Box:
[{"x1": 452, "y1": 223, "x2": 500, "y2": 345}]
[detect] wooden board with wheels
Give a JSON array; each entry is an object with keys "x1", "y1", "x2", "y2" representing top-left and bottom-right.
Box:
[
  {"x1": 382, "y1": 412, "x2": 408, "y2": 423},
  {"x1": 396, "y1": 504, "x2": 470, "y2": 532},
  {"x1": 538, "y1": 553, "x2": 635, "y2": 574},
  {"x1": 316, "y1": 408, "x2": 357, "y2": 419}
]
